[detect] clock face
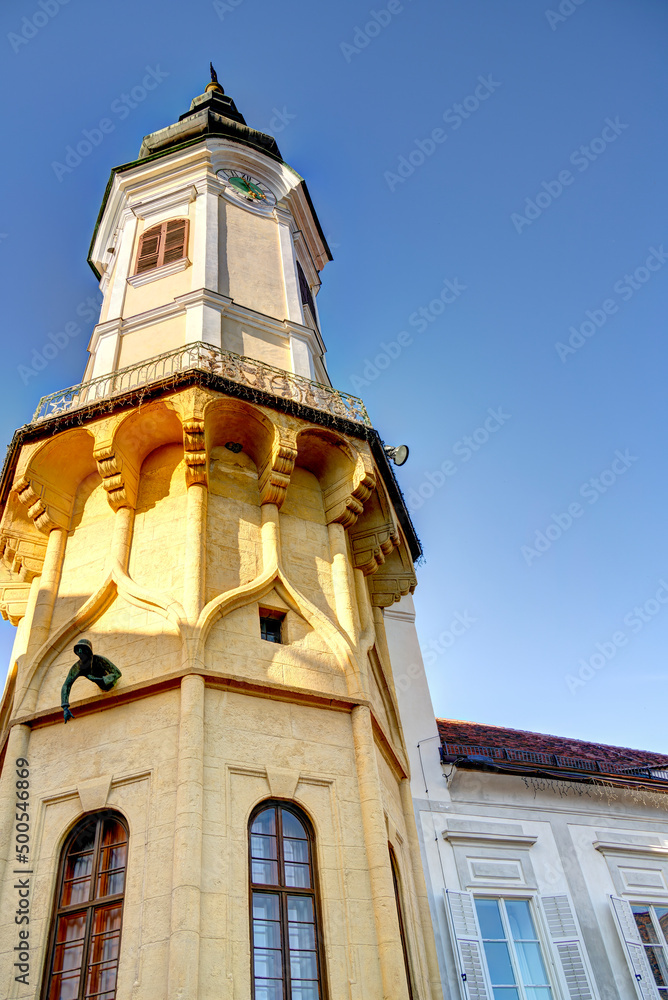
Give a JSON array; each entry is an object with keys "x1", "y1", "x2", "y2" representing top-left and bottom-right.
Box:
[{"x1": 217, "y1": 169, "x2": 276, "y2": 210}]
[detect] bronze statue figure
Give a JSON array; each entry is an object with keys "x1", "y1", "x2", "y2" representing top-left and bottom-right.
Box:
[{"x1": 61, "y1": 639, "x2": 122, "y2": 722}]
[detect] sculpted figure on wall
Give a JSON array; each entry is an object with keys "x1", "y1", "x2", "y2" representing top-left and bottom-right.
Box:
[{"x1": 60, "y1": 639, "x2": 122, "y2": 722}]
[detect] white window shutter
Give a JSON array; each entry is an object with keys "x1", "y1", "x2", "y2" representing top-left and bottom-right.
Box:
[
  {"x1": 445, "y1": 889, "x2": 493, "y2": 1000},
  {"x1": 539, "y1": 894, "x2": 597, "y2": 1000},
  {"x1": 610, "y1": 896, "x2": 661, "y2": 1000}
]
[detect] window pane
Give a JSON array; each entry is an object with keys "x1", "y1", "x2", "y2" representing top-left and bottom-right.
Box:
[
  {"x1": 62, "y1": 851, "x2": 93, "y2": 906},
  {"x1": 656, "y1": 908, "x2": 668, "y2": 946},
  {"x1": 492, "y1": 989, "x2": 520, "y2": 1000},
  {"x1": 476, "y1": 898, "x2": 505, "y2": 939},
  {"x1": 289, "y1": 922, "x2": 316, "y2": 950},
  {"x1": 291, "y1": 981, "x2": 319, "y2": 1000},
  {"x1": 252, "y1": 809, "x2": 277, "y2": 836},
  {"x1": 252, "y1": 834, "x2": 278, "y2": 860},
  {"x1": 253, "y1": 893, "x2": 280, "y2": 921},
  {"x1": 284, "y1": 838, "x2": 309, "y2": 864},
  {"x1": 515, "y1": 942, "x2": 550, "y2": 986},
  {"x1": 97, "y1": 840, "x2": 127, "y2": 899},
  {"x1": 254, "y1": 949, "x2": 283, "y2": 979},
  {"x1": 645, "y1": 946, "x2": 668, "y2": 988},
  {"x1": 482, "y1": 942, "x2": 516, "y2": 984},
  {"x1": 253, "y1": 860, "x2": 279, "y2": 885},
  {"x1": 634, "y1": 906, "x2": 660, "y2": 944},
  {"x1": 290, "y1": 951, "x2": 318, "y2": 979},
  {"x1": 288, "y1": 896, "x2": 314, "y2": 923},
  {"x1": 285, "y1": 863, "x2": 310, "y2": 888},
  {"x1": 282, "y1": 811, "x2": 307, "y2": 840},
  {"x1": 254, "y1": 920, "x2": 282, "y2": 950},
  {"x1": 506, "y1": 900, "x2": 538, "y2": 941},
  {"x1": 525, "y1": 989, "x2": 553, "y2": 1000},
  {"x1": 52, "y1": 914, "x2": 86, "y2": 975},
  {"x1": 48, "y1": 970, "x2": 82, "y2": 1000},
  {"x1": 254, "y1": 982, "x2": 283, "y2": 1000}
]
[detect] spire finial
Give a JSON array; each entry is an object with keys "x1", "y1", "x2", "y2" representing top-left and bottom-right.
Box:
[{"x1": 206, "y1": 62, "x2": 225, "y2": 95}]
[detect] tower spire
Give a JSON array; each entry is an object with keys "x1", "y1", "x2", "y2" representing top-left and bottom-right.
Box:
[{"x1": 206, "y1": 61, "x2": 225, "y2": 95}]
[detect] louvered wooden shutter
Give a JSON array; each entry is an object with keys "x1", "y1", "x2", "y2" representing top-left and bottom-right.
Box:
[
  {"x1": 162, "y1": 218, "x2": 188, "y2": 265},
  {"x1": 135, "y1": 224, "x2": 162, "y2": 273},
  {"x1": 539, "y1": 894, "x2": 597, "y2": 1000},
  {"x1": 134, "y1": 218, "x2": 189, "y2": 275},
  {"x1": 445, "y1": 889, "x2": 492, "y2": 1000},
  {"x1": 610, "y1": 896, "x2": 661, "y2": 1000}
]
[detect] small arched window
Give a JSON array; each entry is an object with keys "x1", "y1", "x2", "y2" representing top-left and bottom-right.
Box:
[
  {"x1": 249, "y1": 801, "x2": 326, "y2": 999},
  {"x1": 42, "y1": 812, "x2": 128, "y2": 1000},
  {"x1": 390, "y1": 846, "x2": 416, "y2": 1000},
  {"x1": 134, "y1": 218, "x2": 189, "y2": 275}
]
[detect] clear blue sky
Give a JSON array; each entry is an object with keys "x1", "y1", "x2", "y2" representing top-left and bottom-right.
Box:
[{"x1": 1, "y1": 0, "x2": 667, "y2": 752}]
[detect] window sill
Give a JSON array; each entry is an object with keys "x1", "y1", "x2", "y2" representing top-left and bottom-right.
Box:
[{"x1": 127, "y1": 256, "x2": 190, "y2": 288}]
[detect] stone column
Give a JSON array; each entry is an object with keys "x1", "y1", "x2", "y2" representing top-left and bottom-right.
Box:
[
  {"x1": 261, "y1": 503, "x2": 281, "y2": 569},
  {"x1": 167, "y1": 672, "x2": 205, "y2": 999},
  {"x1": 21, "y1": 527, "x2": 67, "y2": 714},
  {"x1": 184, "y1": 483, "x2": 207, "y2": 622},
  {"x1": 351, "y1": 704, "x2": 410, "y2": 1000},
  {"x1": 113, "y1": 504, "x2": 134, "y2": 573},
  {"x1": 328, "y1": 522, "x2": 357, "y2": 643}
]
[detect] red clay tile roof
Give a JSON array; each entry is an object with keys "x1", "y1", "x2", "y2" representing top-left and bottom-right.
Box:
[{"x1": 437, "y1": 719, "x2": 668, "y2": 771}]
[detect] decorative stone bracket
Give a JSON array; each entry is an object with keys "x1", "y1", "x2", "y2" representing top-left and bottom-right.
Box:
[
  {"x1": 258, "y1": 431, "x2": 298, "y2": 507},
  {"x1": 13, "y1": 475, "x2": 71, "y2": 533},
  {"x1": 324, "y1": 454, "x2": 375, "y2": 529},
  {"x1": 0, "y1": 531, "x2": 48, "y2": 582},
  {"x1": 94, "y1": 443, "x2": 140, "y2": 511},
  {"x1": 0, "y1": 582, "x2": 32, "y2": 624}
]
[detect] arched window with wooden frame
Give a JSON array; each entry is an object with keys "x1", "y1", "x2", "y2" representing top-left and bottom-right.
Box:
[
  {"x1": 389, "y1": 844, "x2": 416, "y2": 1000},
  {"x1": 133, "y1": 218, "x2": 189, "y2": 275},
  {"x1": 42, "y1": 811, "x2": 128, "y2": 1000},
  {"x1": 249, "y1": 800, "x2": 327, "y2": 1000}
]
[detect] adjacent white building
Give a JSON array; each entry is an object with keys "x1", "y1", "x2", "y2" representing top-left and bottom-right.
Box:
[{"x1": 384, "y1": 624, "x2": 668, "y2": 1000}]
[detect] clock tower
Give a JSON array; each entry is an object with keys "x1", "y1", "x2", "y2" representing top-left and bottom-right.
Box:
[{"x1": 0, "y1": 72, "x2": 442, "y2": 1000}]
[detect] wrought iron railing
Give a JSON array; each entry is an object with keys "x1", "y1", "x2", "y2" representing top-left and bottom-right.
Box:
[
  {"x1": 32, "y1": 342, "x2": 371, "y2": 426},
  {"x1": 440, "y1": 742, "x2": 668, "y2": 781}
]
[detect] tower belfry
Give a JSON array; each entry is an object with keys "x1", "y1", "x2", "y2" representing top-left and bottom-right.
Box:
[{"x1": 0, "y1": 74, "x2": 441, "y2": 1000}]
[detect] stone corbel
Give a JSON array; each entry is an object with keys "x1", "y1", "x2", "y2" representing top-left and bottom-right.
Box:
[
  {"x1": 94, "y1": 443, "x2": 140, "y2": 511},
  {"x1": 0, "y1": 582, "x2": 32, "y2": 625},
  {"x1": 183, "y1": 418, "x2": 207, "y2": 487},
  {"x1": 350, "y1": 522, "x2": 400, "y2": 576},
  {"x1": 0, "y1": 532, "x2": 48, "y2": 582},
  {"x1": 171, "y1": 388, "x2": 210, "y2": 488},
  {"x1": 367, "y1": 537, "x2": 417, "y2": 608},
  {"x1": 258, "y1": 430, "x2": 298, "y2": 507},
  {"x1": 324, "y1": 454, "x2": 376, "y2": 529},
  {"x1": 13, "y1": 475, "x2": 71, "y2": 533}
]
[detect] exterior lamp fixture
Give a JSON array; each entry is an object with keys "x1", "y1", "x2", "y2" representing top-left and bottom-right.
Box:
[{"x1": 384, "y1": 445, "x2": 410, "y2": 467}]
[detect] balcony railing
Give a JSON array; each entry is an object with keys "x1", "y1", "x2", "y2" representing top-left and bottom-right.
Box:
[{"x1": 32, "y1": 342, "x2": 371, "y2": 427}]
